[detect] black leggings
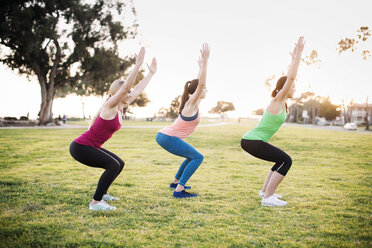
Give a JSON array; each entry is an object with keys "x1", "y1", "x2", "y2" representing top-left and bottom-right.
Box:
[
  {"x1": 241, "y1": 139, "x2": 292, "y2": 176},
  {"x1": 69, "y1": 141, "x2": 125, "y2": 201}
]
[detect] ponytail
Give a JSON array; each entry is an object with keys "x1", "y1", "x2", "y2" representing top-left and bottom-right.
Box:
[
  {"x1": 179, "y1": 81, "x2": 191, "y2": 114},
  {"x1": 271, "y1": 76, "x2": 288, "y2": 113},
  {"x1": 271, "y1": 88, "x2": 279, "y2": 97},
  {"x1": 179, "y1": 79, "x2": 199, "y2": 114}
]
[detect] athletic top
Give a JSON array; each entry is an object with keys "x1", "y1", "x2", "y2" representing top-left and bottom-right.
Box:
[
  {"x1": 159, "y1": 112, "x2": 200, "y2": 140},
  {"x1": 242, "y1": 108, "x2": 286, "y2": 142},
  {"x1": 74, "y1": 112, "x2": 122, "y2": 148}
]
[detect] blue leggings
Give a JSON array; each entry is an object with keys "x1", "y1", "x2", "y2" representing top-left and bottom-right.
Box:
[{"x1": 156, "y1": 132, "x2": 204, "y2": 186}]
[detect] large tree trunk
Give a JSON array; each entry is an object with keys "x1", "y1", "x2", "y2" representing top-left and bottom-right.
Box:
[
  {"x1": 38, "y1": 39, "x2": 60, "y2": 125},
  {"x1": 38, "y1": 83, "x2": 56, "y2": 125}
]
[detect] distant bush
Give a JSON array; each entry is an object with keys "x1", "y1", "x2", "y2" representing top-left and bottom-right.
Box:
[{"x1": 4, "y1": 117, "x2": 17, "y2": 121}]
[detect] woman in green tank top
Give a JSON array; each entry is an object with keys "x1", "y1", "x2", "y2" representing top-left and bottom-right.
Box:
[{"x1": 241, "y1": 37, "x2": 305, "y2": 207}]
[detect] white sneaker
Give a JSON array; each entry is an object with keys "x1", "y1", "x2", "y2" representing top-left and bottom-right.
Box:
[
  {"x1": 261, "y1": 195, "x2": 287, "y2": 207},
  {"x1": 89, "y1": 200, "x2": 116, "y2": 211},
  {"x1": 259, "y1": 190, "x2": 282, "y2": 199},
  {"x1": 102, "y1": 193, "x2": 120, "y2": 201}
]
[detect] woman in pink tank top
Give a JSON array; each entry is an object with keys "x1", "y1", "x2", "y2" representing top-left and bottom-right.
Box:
[
  {"x1": 156, "y1": 43, "x2": 210, "y2": 198},
  {"x1": 70, "y1": 47, "x2": 157, "y2": 211}
]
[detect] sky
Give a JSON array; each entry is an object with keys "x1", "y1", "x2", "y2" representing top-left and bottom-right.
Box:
[{"x1": 0, "y1": 0, "x2": 371, "y2": 119}]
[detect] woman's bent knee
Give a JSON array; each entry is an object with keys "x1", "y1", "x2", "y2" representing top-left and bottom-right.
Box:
[
  {"x1": 277, "y1": 156, "x2": 292, "y2": 176},
  {"x1": 195, "y1": 153, "x2": 204, "y2": 163},
  {"x1": 106, "y1": 161, "x2": 121, "y2": 174}
]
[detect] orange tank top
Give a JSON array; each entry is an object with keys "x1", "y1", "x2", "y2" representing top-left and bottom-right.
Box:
[{"x1": 159, "y1": 112, "x2": 200, "y2": 140}]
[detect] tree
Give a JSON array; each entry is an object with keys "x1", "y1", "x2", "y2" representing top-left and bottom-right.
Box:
[
  {"x1": 289, "y1": 93, "x2": 339, "y2": 124},
  {"x1": 338, "y1": 26, "x2": 371, "y2": 130},
  {"x1": 252, "y1": 108, "x2": 264, "y2": 116},
  {"x1": 301, "y1": 50, "x2": 321, "y2": 68},
  {"x1": 264, "y1": 75, "x2": 275, "y2": 92},
  {"x1": 298, "y1": 92, "x2": 321, "y2": 124},
  {"x1": 209, "y1": 101, "x2": 235, "y2": 118},
  {"x1": 0, "y1": 0, "x2": 138, "y2": 124},
  {"x1": 338, "y1": 26, "x2": 371, "y2": 60},
  {"x1": 57, "y1": 49, "x2": 137, "y2": 97},
  {"x1": 319, "y1": 97, "x2": 340, "y2": 121},
  {"x1": 157, "y1": 107, "x2": 168, "y2": 119},
  {"x1": 58, "y1": 60, "x2": 150, "y2": 117},
  {"x1": 157, "y1": 95, "x2": 182, "y2": 120},
  {"x1": 166, "y1": 95, "x2": 181, "y2": 119}
]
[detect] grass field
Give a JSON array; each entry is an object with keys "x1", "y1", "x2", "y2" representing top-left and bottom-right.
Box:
[
  {"x1": 0, "y1": 123, "x2": 371, "y2": 247},
  {"x1": 66, "y1": 119, "x2": 221, "y2": 127}
]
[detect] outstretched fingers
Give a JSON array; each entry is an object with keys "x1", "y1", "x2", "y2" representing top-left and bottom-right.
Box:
[
  {"x1": 136, "y1": 47, "x2": 146, "y2": 65},
  {"x1": 146, "y1": 57, "x2": 157, "y2": 74},
  {"x1": 291, "y1": 37, "x2": 305, "y2": 58},
  {"x1": 296, "y1": 36, "x2": 305, "y2": 49},
  {"x1": 200, "y1": 43, "x2": 210, "y2": 61}
]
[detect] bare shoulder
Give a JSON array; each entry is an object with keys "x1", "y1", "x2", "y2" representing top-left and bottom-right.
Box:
[
  {"x1": 181, "y1": 102, "x2": 198, "y2": 117},
  {"x1": 100, "y1": 104, "x2": 118, "y2": 120},
  {"x1": 267, "y1": 98, "x2": 284, "y2": 115}
]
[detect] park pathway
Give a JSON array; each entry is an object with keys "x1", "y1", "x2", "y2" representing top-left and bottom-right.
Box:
[
  {"x1": 0, "y1": 122, "x2": 229, "y2": 129},
  {"x1": 1, "y1": 122, "x2": 371, "y2": 135}
]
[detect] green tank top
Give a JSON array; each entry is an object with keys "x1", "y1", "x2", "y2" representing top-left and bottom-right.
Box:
[{"x1": 242, "y1": 108, "x2": 286, "y2": 142}]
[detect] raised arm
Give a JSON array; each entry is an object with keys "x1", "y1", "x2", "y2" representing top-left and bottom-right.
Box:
[
  {"x1": 196, "y1": 56, "x2": 203, "y2": 79},
  {"x1": 188, "y1": 43, "x2": 210, "y2": 104},
  {"x1": 275, "y1": 37, "x2": 305, "y2": 101},
  {"x1": 106, "y1": 47, "x2": 145, "y2": 108},
  {"x1": 127, "y1": 58, "x2": 157, "y2": 105}
]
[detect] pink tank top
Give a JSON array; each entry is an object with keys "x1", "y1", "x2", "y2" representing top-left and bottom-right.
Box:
[
  {"x1": 159, "y1": 112, "x2": 200, "y2": 140},
  {"x1": 74, "y1": 112, "x2": 122, "y2": 148}
]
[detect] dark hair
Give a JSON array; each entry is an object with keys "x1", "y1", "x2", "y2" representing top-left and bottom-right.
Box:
[
  {"x1": 179, "y1": 79, "x2": 199, "y2": 114},
  {"x1": 271, "y1": 76, "x2": 288, "y2": 113}
]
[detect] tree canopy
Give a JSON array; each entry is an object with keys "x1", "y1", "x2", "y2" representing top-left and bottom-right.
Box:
[
  {"x1": 209, "y1": 101, "x2": 235, "y2": 115},
  {"x1": 318, "y1": 97, "x2": 340, "y2": 121},
  {"x1": 338, "y1": 26, "x2": 371, "y2": 60},
  {"x1": 289, "y1": 93, "x2": 340, "y2": 123},
  {"x1": 166, "y1": 95, "x2": 181, "y2": 119},
  {"x1": 0, "y1": 0, "x2": 139, "y2": 124}
]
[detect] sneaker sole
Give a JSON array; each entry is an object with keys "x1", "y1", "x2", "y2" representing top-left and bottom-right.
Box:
[
  {"x1": 89, "y1": 206, "x2": 117, "y2": 211},
  {"x1": 261, "y1": 202, "x2": 287, "y2": 207},
  {"x1": 173, "y1": 194, "x2": 198, "y2": 198},
  {"x1": 89, "y1": 208, "x2": 116, "y2": 211},
  {"x1": 173, "y1": 196, "x2": 198, "y2": 198},
  {"x1": 259, "y1": 195, "x2": 283, "y2": 199}
]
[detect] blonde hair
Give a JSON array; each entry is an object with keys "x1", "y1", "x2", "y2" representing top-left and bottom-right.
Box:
[{"x1": 88, "y1": 79, "x2": 125, "y2": 129}]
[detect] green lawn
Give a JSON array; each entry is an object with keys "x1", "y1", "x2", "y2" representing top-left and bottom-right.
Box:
[
  {"x1": 0, "y1": 124, "x2": 371, "y2": 247},
  {"x1": 67, "y1": 119, "x2": 224, "y2": 126}
]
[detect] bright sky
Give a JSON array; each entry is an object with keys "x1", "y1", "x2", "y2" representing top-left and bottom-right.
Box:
[{"x1": 0, "y1": 0, "x2": 371, "y2": 119}]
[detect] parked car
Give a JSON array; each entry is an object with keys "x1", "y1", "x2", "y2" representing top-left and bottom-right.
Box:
[{"x1": 343, "y1": 122, "x2": 357, "y2": 131}]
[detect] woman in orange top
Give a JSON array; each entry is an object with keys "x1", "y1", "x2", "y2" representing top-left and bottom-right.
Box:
[{"x1": 156, "y1": 43, "x2": 210, "y2": 198}]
